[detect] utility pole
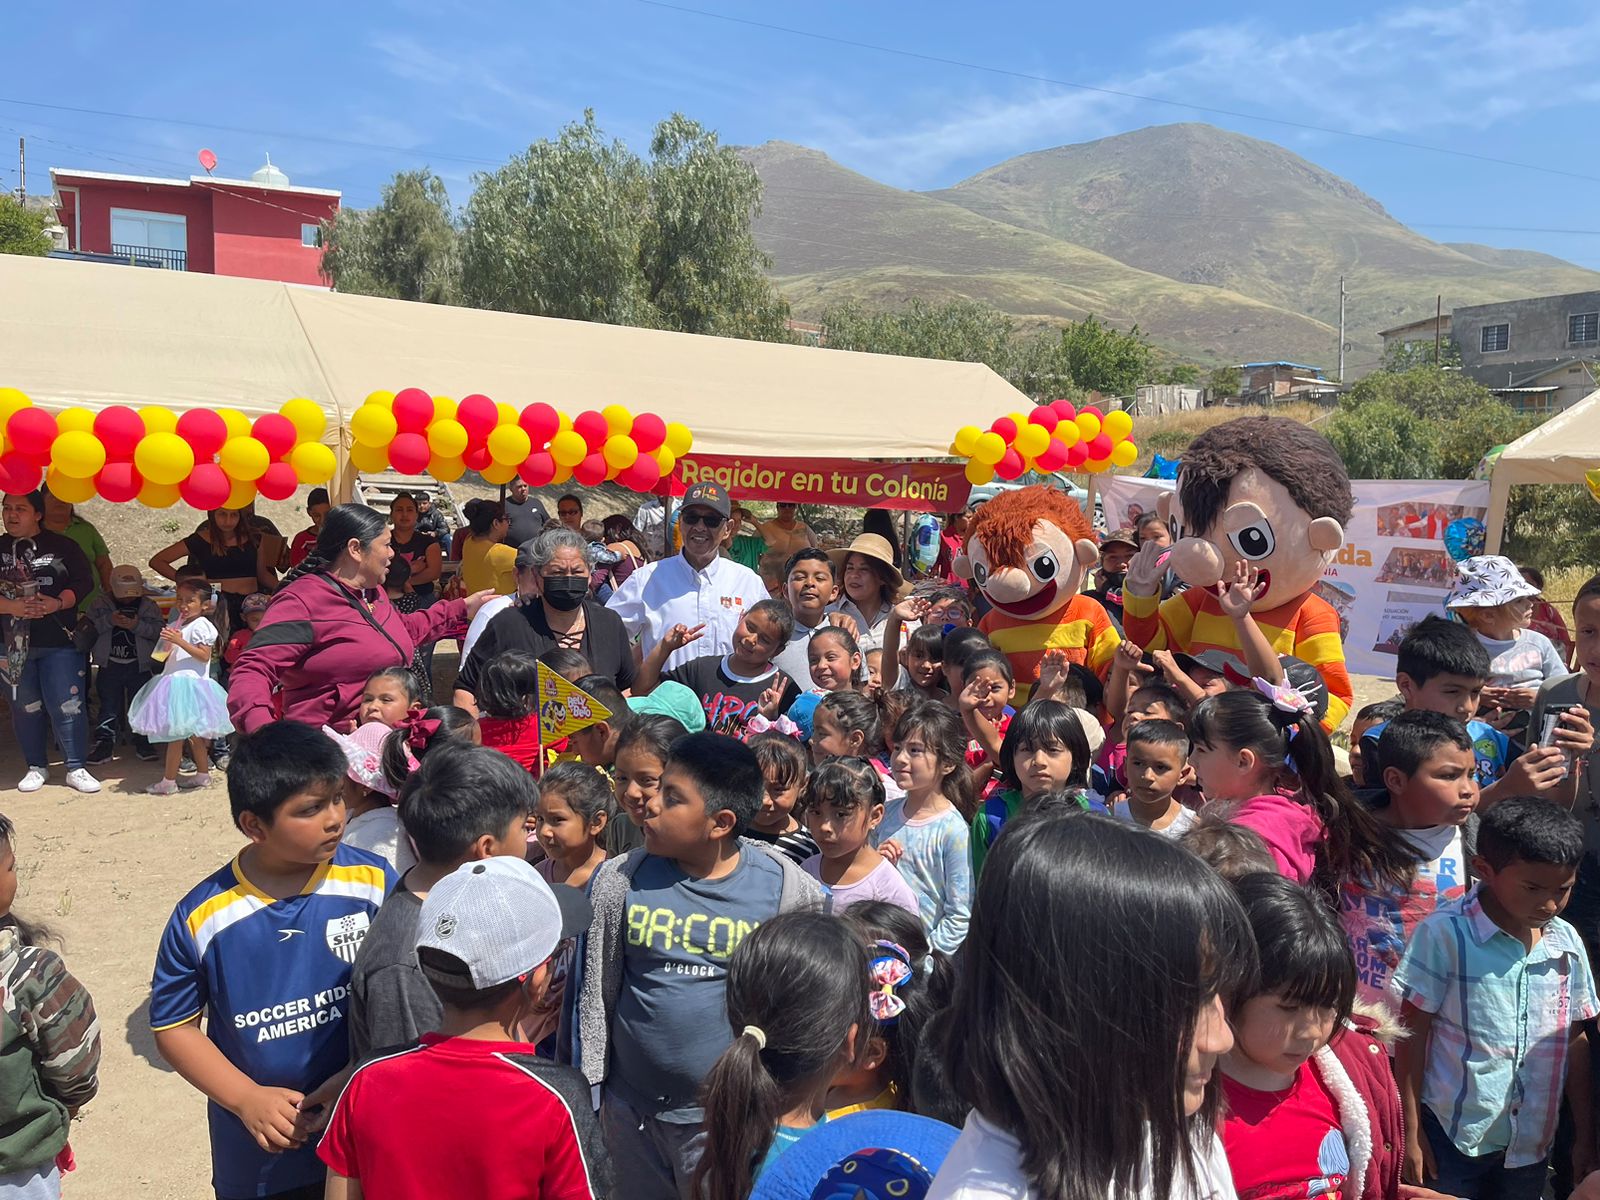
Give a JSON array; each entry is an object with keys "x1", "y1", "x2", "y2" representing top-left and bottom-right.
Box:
[
  {"x1": 1435, "y1": 295, "x2": 1443, "y2": 364},
  {"x1": 16, "y1": 137, "x2": 23, "y2": 204},
  {"x1": 1337, "y1": 275, "x2": 1347, "y2": 382}
]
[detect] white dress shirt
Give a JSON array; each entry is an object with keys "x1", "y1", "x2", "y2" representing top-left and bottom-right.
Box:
[{"x1": 606, "y1": 553, "x2": 769, "y2": 672}]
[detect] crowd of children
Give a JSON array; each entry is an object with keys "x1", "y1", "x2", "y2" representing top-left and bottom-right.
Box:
[{"x1": 10, "y1": 498, "x2": 1600, "y2": 1200}]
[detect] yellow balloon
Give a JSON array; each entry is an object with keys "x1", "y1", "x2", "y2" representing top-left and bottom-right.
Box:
[
  {"x1": 217, "y1": 408, "x2": 252, "y2": 441},
  {"x1": 1074, "y1": 413, "x2": 1102, "y2": 441},
  {"x1": 556, "y1": 410, "x2": 573, "y2": 432},
  {"x1": 428, "y1": 453, "x2": 466, "y2": 483},
  {"x1": 225, "y1": 478, "x2": 258, "y2": 509},
  {"x1": 1007, "y1": 411, "x2": 1028, "y2": 431},
  {"x1": 973, "y1": 431, "x2": 1007, "y2": 466},
  {"x1": 549, "y1": 429, "x2": 587, "y2": 468},
  {"x1": 288, "y1": 441, "x2": 337, "y2": 485},
  {"x1": 45, "y1": 469, "x2": 96, "y2": 504},
  {"x1": 965, "y1": 459, "x2": 996, "y2": 486},
  {"x1": 427, "y1": 419, "x2": 469, "y2": 460},
  {"x1": 1084, "y1": 457, "x2": 1110, "y2": 474},
  {"x1": 56, "y1": 406, "x2": 96, "y2": 434},
  {"x1": 351, "y1": 405, "x2": 398, "y2": 448},
  {"x1": 219, "y1": 436, "x2": 270, "y2": 482},
  {"x1": 348, "y1": 440, "x2": 389, "y2": 473},
  {"x1": 952, "y1": 425, "x2": 982, "y2": 457},
  {"x1": 602, "y1": 404, "x2": 633, "y2": 436},
  {"x1": 51, "y1": 430, "x2": 106, "y2": 479},
  {"x1": 1014, "y1": 424, "x2": 1050, "y2": 458},
  {"x1": 550, "y1": 463, "x2": 575, "y2": 486},
  {"x1": 0, "y1": 388, "x2": 31, "y2": 425},
  {"x1": 1055, "y1": 421, "x2": 1081, "y2": 448},
  {"x1": 481, "y1": 460, "x2": 519, "y2": 485},
  {"x1": 139, "y1": 406, "x2": 178, "y2": 435},
  {"x1": 134, "y1": 432, "x2": 195, "y2": 486},
  {"x1": 364, "y1": 390, "x2": 396, "y2": 410},
  {"x1": 652, "y1": 447, "x2": 677, "y2": 477},
  {"x1": 281, "y1": 398, "x2": 326, "y2": 443},
  {"x1": 603, "y1": 435, "x2": 639, "y2": 471},
  {"x1": 138, "y1": 479, "x2": 181, "y2": 508},
  {"x1": 663, "y1": 422, "x2": 693, "y2": 458},
  {"x1": 496, "y1": 402, "x2": 518, "y2": 428},
  {"x1": 487, "y1": 424, "x2": 532, "y2": 466},
  {"x1": 431, "y1": 395, "x2": 457, "y2": 424},
  {"x1": 1110, "y1": 440, "x2": 1139, "y2": 468},
  {"x1": 1103, "y1": 410, "x2": 1134, "y2": 442}
]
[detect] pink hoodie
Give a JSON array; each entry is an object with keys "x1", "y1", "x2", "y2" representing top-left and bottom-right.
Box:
[{"x1": 1230, "y1": 790, "x2": 1324, "y2": 884}]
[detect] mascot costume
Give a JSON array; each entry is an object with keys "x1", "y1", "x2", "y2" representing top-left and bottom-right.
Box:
[
  {"x1": 957, "y1": 485, "x2": 1119, "y2": 705},
  {"x1": 1122, "y1": 416, "x2": 1353, "y2": 730}
]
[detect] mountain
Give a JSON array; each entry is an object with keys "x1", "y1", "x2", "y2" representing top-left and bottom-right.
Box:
[{"x1": 743, "y1": 125, "x2": 1600, "y2": 370}]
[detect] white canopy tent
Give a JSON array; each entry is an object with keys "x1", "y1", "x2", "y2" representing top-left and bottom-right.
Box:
[{"x1": 1486, "y1": 386, "x2": 1600, "y2": 551}]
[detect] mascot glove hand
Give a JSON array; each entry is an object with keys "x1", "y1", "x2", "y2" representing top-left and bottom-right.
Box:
[{"x1": 1124, "y1": 541, "x2": 1165, "y2": 598}]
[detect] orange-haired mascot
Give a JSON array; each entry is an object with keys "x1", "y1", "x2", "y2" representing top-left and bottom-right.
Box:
[{"x1": 956, "y1": 486, "x2": 1120, "y2": 704}]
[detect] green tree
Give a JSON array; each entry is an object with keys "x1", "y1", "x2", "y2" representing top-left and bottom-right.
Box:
[
  {"x1": 641, "y1": 115, "x2": 789, "y2": 340},
  {"x1": 1381, "y1": 337, "x2": 1461, "y2": 372},
  {"x1": 1504, "y1": 485, "x2": 1600, "y2": 570},
  {"x1": 1340, "y1": 363, "x2": 1492, "y2": 423},
  {"x1": 1325, "y1": 400, "x2": 1440, "y2": 479},
  {"x1": 0, "y1": 195, "x2": 51, "y2": 257},
  {"x1": 320, "y1": 170, "x2": 460, "y2": 303},
  {"x1": 1057, "y1": 315, "x2": 1152, "y2": 396},
  {"x1": 1207, "y1": 365, "x2": 1242, "y2": 399},
  {"x1": 1434, "y1": 398, "x2": 1529, "y2": 480},
  {"x1": 1157, "y1": 363, "x2": 1202, "y2": 386}
]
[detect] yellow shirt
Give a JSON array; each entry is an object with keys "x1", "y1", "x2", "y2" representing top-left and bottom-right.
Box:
[{"x1": 460, "y1": 537, "x2": 518, "y2": 595}]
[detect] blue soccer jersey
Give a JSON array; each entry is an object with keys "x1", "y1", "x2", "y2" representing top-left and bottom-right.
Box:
[{"x1": 151, "y1": 844, "x2": 394, "y2": 1199}]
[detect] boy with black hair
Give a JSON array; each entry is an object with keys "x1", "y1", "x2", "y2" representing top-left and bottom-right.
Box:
[
  {"x1": 1341, "y1": 711, "x2": 1479, "y2": 1011},
  {"x1": 565, "y1": 674, "x2": 630, "y2": 770},
  {"x1": 1397, "y1": 798, "x2": 1596, "y2": 1193},
  {"x1": 150, "y1": 721, "x2": 395, "y2": 1200},
  {"x1": 320, "y1": 856, "x2": 607, "y2": 1200},
  {"x1": 640, "y1": 599, "x2": 801, "y2": 737},
  {"x1": 1361, "y1": 615, "x2": 1590, "y2": 809},
  {"x1": 347, "y1": 741, "x2": 538, "y2": 1063},
  {"x1": 1113, "y1": 719, "x2": 1196, "y2": 838},
  {"x1": 577, "y1": 732, "x2": 823, "y2": 1198},
  {"x1": 1348, "y1": 697, "x2": 1406, "y2": 786}
]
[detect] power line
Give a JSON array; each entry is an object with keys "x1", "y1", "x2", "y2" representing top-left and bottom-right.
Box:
[{"x1": 633, "y1": 0, "x2": 1600, "y2": 187}]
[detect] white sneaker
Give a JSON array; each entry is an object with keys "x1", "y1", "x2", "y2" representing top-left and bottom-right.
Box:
[
  {"x1": 64, "y1": 768, "x2": 101, "y2": 794},
  {"x1": 17, "y1": 768, "x2": 46, "y2": 793}
]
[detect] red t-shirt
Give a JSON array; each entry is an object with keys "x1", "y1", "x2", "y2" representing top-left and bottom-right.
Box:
[
  {"x1": 289, "y1": 526, "x2": 318, "y2": 568},
  {"x1": 318, "y1": 1034, "x2": 600, "y2": 1199},
  {"x1": 1222, "y1": 1063, "x2": 1349, "y2": 1200},
  {"x1": 478, "y1": 714, "x2": 543, "y2": 771},
  {"x1": 965, "y1": 712, "x2": 1011, "y2": 769}
]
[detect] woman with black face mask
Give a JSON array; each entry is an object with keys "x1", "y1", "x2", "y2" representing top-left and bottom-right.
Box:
[{"x1": 452, "y1": 526, "x2": 637, "y2": 715}]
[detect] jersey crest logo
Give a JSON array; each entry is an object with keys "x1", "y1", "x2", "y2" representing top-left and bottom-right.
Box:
[{"x1": 325, "y1": 912, "x2": 371, "y2": 964}]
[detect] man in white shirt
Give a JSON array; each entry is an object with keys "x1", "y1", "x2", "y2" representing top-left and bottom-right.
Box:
[{"x1": 606, "y1": 481, "x2": 768, "y2": 673}]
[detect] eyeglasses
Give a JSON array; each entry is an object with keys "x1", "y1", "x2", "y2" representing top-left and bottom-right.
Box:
[{"x1": 681, "y1": 511, "x2": 727, "y2": 528}]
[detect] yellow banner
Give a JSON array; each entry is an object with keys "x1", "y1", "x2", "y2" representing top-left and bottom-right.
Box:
[{"x1": 536, "y1": 663, "x2": 612, "y2": 741}]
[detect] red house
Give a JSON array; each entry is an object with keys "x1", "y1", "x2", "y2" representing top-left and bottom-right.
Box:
[{"x1": 50, "y1": 158, "x2": 340, "y2": 288}]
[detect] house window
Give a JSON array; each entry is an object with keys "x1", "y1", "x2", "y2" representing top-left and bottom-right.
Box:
[
  {"x1": 301, "y1": 223, "x2": 322, "y2": 248},
  {"x1": 109, "y1": 209, "x2": 187, "y2": 270},
  {"x1": 1571, "y1": 312, "x2": 1598, "y2": 344},
  {"x1": 1481, "y1": 323, "x2": 1510, "y2": 353}
]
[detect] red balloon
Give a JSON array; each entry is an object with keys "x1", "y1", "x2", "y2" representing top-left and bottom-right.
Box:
[
  {"x1": 94, "y1": 406, "x2": 146, "y2": 458},
  {"x1": 0, "y1": 452, "x2": 42, "y2": 493},
  {"x1": 1049, "y1": 399, "x2": 1077, "y2": 421},
  {"x1": 518, "y1": 403, "x2": 561, "y2": 446},
  {"x1": 1080, "y1": 406, "x2": 1104, "y2": 421},
  {"x1": 180, "y1": 463, "x2": 232, "y2": 510},
  {"x1": 177, "y1": 409, "x2": 229, "y2": 459},
  {"x1": 573, "y1": 411, "x2": 609, "y2": 451},
  {"x1": 1035, "y1": 439, "x2": 1069, "y2": 472},
  {"x1": 518, "y1": 451, "x2": 556, "y2": 487},
  {"x1": 989, "y1": 417, "x2": 1018, "y2": 442},
  {"x1": 457, "y1": 394, "x2": 499, "y2": 440},
  {"x1": 1086, "y1": 433, "x2": 1114, "y2": 459},
  {"x1": 252, "y1": 414, "x2": 298, "y2": 459},
  {"x1": 573, "y1": 451, "x2": 608, "y2": 487},
  {"x1": 619, "y1": 454, "x2": 664, "y2": 492},
  {"x1": 257, "y1": 461, "x2": 299, "y2": 501},
  {"x1": 388, "y1": 432, "x2": 431, "y2": 475},
  {"x1": 391, "y1": 388, "x2": 434, "y2": 435},
  {"x1": 7, "y1": 408, "x2": 57, "y2": 462},
  {"x1": 631, "y1": 413, "x2": 667, "y2": 454},
  {"x1": 1027, "y1": 407, "x2": 1059, "y2": 432},
  {"x1": 462, "y1": 444, "x2": 493, "y2": 472},
  {"x1": 1064, "y1": 441, "x2": 1089, "y2": 468},
  {"x1": 95, "y1": 460, "x2": 143, "y2": 503},
  {"x1": 995, "y1": 448, "x2": 1026, "y2": 480}
]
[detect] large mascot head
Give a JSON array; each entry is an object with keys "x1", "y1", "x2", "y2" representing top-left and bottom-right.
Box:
[
  {"x1": 958, "y1": 485, "x2": 1099, "y2": 620},
  {"x1": 1170, "y1": 416, "x2": 1352, "y2": 611}
]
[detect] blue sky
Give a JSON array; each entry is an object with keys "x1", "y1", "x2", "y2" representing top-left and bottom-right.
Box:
[{"x1": 5, "y1": 0, "x2": 1599, "y2": 267}]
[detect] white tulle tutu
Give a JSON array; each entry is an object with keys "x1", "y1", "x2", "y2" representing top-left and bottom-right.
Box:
[{"x1": 129, "y1": 673, "x2": 234, "y2": 742}]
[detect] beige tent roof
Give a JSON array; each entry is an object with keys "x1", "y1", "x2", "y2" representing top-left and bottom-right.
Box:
[
  {"x1": 1486, "y1": 386, "x2": 1600, "y2": 550},
  {"x1": 0, "y1": 254, "x2": 1028, "y2": 462}
]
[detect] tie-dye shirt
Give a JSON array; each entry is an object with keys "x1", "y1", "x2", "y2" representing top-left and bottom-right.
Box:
[{"x1": 874, "y1": 799, "x2": 972, "y2": 954}]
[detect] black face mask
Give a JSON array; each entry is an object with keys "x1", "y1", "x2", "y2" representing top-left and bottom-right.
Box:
[
  {"x1": 1101, "y1": 570, "x2": 1127, "y2": 588},
  {"x1": 542, "y1": 576, "x2": 588, "y2": 611}
]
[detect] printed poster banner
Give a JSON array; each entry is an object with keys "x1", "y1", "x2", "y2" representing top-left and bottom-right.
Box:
[
  {"x1": 536, "y1": 662, "x2": 612, "y2": 742},
  {"x1": 1098, "y1": 475, "x2": 1491, "y2": 679},
  {"x1": 672, "y1": 455, "x2": 971, "y2": 512}
]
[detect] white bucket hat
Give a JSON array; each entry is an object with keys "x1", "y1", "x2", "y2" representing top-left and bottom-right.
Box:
[{"x1": 1444, "y1": 555, "x2": 1540, "y2": 610}]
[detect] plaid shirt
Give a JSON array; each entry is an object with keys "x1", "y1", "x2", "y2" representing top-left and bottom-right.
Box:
[{"x1": 1395, "y1": 885, "x2": 1598, "y2": 1167}]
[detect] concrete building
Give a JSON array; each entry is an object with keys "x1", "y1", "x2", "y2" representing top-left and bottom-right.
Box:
[
  {"x1": 1451, "y1": 290, "x2": 1600, "y2": 411},
  {"x1": 1377, "y1": 314, "x2": 1452, "y2": 356}
]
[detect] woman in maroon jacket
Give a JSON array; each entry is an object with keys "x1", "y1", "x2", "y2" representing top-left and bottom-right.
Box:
[{"x1": 228, "y1": 504, "x2": 494, "y2": 733}]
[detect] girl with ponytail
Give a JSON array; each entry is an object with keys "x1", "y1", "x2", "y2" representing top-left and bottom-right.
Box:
[
  {"x1": 693, "y1": 912, "x2": 871, "y2": 1200},
  {"x1": 228, "y1": 503, "x2": 496, "y2": 734}
]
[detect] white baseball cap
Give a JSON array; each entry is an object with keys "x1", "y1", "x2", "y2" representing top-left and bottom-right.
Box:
[{"x1": 414, "y1": 857, "x2": 592, "y2": 990}]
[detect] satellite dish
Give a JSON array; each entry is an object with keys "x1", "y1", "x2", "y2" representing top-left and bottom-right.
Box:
[{"x1": 198, "y1": 148, "x2": 218, "y2": 174}]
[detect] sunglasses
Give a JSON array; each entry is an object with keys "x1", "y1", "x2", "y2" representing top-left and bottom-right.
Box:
[{"x1": 681, "y1": 511, "x2": 727, "y2": 528}]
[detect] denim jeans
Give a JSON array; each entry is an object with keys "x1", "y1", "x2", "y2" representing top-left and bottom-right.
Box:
[
  {"x1": 94, "y1": 660, "x2": 150, "y2": 746},
  {"x1": 12, "y1": 646, "x2": 90, "y2": 770},
  {"x1": 1422, "y1": 1106, "x2": 1549, "y2": 1200}
]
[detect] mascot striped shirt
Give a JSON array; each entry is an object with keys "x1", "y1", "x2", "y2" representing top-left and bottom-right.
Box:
[{"x1": 979, "y1": 593, "x2": 1121, "y2": 706}]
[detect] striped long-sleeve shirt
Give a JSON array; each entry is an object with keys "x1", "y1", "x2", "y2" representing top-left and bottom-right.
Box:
[
  {"x1": 0, "y1": 926, "x2": 101, "y2": 1173},
  {"x1": 978, "y1": 593, "x2": 1121, "y2": 706},
  {"x1": 1123, "y1": 587, "x2": 1352, "y2": 731}
]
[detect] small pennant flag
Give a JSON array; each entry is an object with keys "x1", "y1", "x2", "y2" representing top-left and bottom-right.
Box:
[{"x1": 536, "y1": 662, "x2": 612, "y2": 742}]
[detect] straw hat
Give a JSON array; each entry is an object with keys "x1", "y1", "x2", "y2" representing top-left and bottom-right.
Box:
[{"x1": 828, "y1": 534, "x2": 912, "y2": 602}]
